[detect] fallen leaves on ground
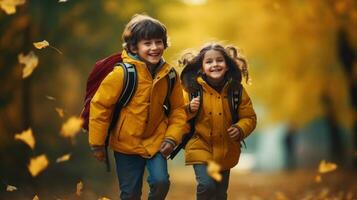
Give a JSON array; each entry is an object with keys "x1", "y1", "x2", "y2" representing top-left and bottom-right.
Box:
[
  {"x1": 18, "y1": 51, "x2": 39, "y2": 79},
  {"x1": 60, "y1": 116, "x2": 83, "y2": 138},
  {"x1": 98, "y1": 197, "x2": 111, "y2": 200},
  {"x1": 28, "y1": 154, "x2": 49, "y2": 177},
  {"x1": 207, "y1": 160, "x2": 222, "y2": 182},
  {"x1": 14, "y1": 128, "x2": 35, "y2": 149},
  {"x1": 0, "y1": 0, "x2": 25, "y2": 14}
]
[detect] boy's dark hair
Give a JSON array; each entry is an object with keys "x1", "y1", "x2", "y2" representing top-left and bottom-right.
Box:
[
  {"x1": 122, "y1": 14, "x2": 168, "y2": 53},
  {"x1": 180, "y1": 43, "x2": 244, "y2": 90}
]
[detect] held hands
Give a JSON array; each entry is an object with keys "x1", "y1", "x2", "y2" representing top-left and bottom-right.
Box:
[
  {"x1": 160, "y1": 141, "x2": 174, "y2": 158},
  {"x1": 227, "y1": 126, "x2": 242, "y2": 141},
  {"x1": 189, "y1": 96, "x2": 200, "y2": 113},
  {"x1": 91, "y1": 145, "x2": 106, "y2": 162}
]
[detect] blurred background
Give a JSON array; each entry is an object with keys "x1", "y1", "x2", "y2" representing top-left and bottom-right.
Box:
[{"x1": 0, "y1": 0, "x2": 356, "y2": 199}]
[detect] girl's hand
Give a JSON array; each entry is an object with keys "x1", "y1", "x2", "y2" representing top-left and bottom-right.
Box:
[
  {"x1": 189, "y1": 96, "x2": 200, "y2": 113},
  {"x1": 160, "y1": 141, "x2": 174, "y2": 158},
  {"x1": 91, "y1": 146, "x2": 106, "y2": 162},
  {"x1": 227, "y1": 126, "x2": 241, "y2": 141}
]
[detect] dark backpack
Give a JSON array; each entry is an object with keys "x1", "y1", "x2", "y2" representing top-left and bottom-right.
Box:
[
  {"x1": 169, "y1": 80, "x2": 243, "y2": 159},
  {"x1": 80, "y1": 52, "x2": 176, "y2": 170}
]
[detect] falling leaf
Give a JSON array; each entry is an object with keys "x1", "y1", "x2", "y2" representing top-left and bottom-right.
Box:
[
  {"x1": 14, "y1": 128, "x2": 35, "y2": 149},
  {"x1": 56, "y1": 153, "x2": 71, "y2": 163},
  {"x1": 76, "y1": 181, "x2": 83, "y2": 196},
  {"x1": 6, "y1": 184, "x2": 17, "y2": 192},
  {"x1": 207, "y1": 160, "x2": 222, "y2": 182},
  {"x1": 98, "y1": 197, "x2": 111, "y2": 200},
  {"x1": 55, "y1": 107, "x2": 65, "y2": 118},
  {"x1": 318, "y1": 160, "x2": 337, "y2": 174},
  {"x1": 33, "y1": 40, "x2": 49, "y2": 49},
  {"x1": 45, "y1": 95, "x2": 56, "y2": 101},
  {"x1": 33, "y1": 195, "x2": 39, "y2": 200},
  {"x1": 28, "y1": 154, "x2": 49, "y2": 177},
  {"x1": 18, "y1": 51, "x2": 39, "y2": 79},
  {"x1": 60, "y1": 116, "x2": 83, "y2": 138},
  {"x1": 58, "y1": 0, "x2": 68, "y2": 2},
  {"x1": 0, "y1": 0, "x2": 25, "y2": 15},
  {"x1": 315, "y1": 175, "x2": 322, "y2": 183}
]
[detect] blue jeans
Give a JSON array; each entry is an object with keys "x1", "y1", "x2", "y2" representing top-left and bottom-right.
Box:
[
  {"x1": 193, "y1": 164, "x2": 230, "y2": 200},
  {"x1": 114, "y1": 152, "x2": 170, "y2": 200}
]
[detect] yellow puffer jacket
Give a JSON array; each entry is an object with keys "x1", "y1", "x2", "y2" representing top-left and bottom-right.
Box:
[
  {"x1": 184, "y1": 76, "x2": 257, "y2": 170},
  {"x1": 89, "y1": 50, "x2": 187, "y2": 158}
]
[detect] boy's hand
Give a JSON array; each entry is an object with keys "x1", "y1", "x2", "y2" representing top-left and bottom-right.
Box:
[
  {"x1": 160, "y1": 141, "x2": 174, "y2": 158},
  {"x1": 189, "y1": 97, "x2": 200, "y2": 113},
  {"x1": 91, "y1": 146, "x2": 106, "y2": 162},
  {"x1": 227, "y1": 126, "x2": 241, "y2": 141}
]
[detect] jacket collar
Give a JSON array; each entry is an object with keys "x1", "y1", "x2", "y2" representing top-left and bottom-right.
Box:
[{"x1": 121, "y1": 50, "x2": 171, "y2": 78}]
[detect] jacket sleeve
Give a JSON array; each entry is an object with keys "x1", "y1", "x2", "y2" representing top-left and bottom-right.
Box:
[
  {"x1": 88, "y1": 67, "x2": 124, "y2": 146},
  {"x1": 182, "y1": 88, "x2": 198, "y2": 120},
  {"x1": 164, "y1": 75, "x2": 190, "y2": 145},
  {"x1": 233, "y1": 87, "x2": 257, "y2": 139}
]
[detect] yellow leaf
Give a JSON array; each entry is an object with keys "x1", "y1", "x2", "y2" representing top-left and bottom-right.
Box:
[
  {"x1": 33, "y1": 40, "x2": 49, "y2": 49},
  {"x1": 0, "y1": 0, "x2": 25, "y2": 15},
  {"x1": 60, "y1": 116, "x2": 83, "y2": 138},
  {"x1": 18, "y1": 51, "x2": 39, "y2": 79},
  {"x1": 55, "y1": 107, "x2": 65, "y2": 118},
  {"x1": 318, "y1": 160, "x2": 337, "y2": 174},
  {"x1": 56, "y1": 153, "x2": 71, "y2": 163},
  {"x1": 33, "y1": 195, "x2": 39, "y2": 200},
  {"x1": 315, "y1": 175, "x2": 322, "y2": 183},
  {"x1": 28, "y1": 154, "x2": 49, "y2": 177},
  {"x1": 6, "y1": 184, "x2": 17, "y2": 192},
  {"x1": 76, "y1": 181, "x2": 83, "y2": 196},
  {"x1": 207, "y1": 160, "x2": 222, "y2": 182},
  {"x1": 14, "y1": 128, "x2": 35, "y2": 149},
  {"x1": 98, "y1": 197, "x2": 111, "y2": 200},
  {"x1": 45, "y1": 95, "x2": 56, "y2": 101}
]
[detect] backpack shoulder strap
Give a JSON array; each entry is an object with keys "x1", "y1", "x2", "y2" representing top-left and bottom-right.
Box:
[
  {"x1": 163, "y1": 68, "x2": 177, "y2": 116},
  {"x1": 108, "y1": 62, "x2": 137, "y2": 132},
  {"x1": 227, "y1": 82, "x2": 243, "y2": 124},
  {"x1": 169, "y1": 84, "x2": 202, "y2": 160},
  {"x1": 104, "y1": 62, "x2": 136, "y2": 172}
]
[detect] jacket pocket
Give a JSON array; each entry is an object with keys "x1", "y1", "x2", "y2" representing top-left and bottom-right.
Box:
[{"x1": 186, "y1": 134, "x2": 211, "y2": 153}]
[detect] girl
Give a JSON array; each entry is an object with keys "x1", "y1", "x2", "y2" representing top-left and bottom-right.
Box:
[{"x1": 180, "y1": 43, "x2": 257, "y2": 200}]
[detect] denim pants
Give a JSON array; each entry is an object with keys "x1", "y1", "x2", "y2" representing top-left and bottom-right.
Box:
[
  {"x1": 193, "y1": 164, "x2": 230, "y2": 200},
  {"x1": 114, "y1": 152, "x2": 170, "y2": 200}
]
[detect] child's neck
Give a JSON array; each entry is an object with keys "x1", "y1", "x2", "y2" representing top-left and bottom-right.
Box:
[{"x1": 204, "y1": 75, "x2": 227, "y2": 92}]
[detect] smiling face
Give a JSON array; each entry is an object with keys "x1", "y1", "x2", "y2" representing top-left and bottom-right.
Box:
[
  {"x1": 202, "y1": 49, "x2": 228, "y2": 83},
  {"x1": 131, "y1": 38, "x2": 164, "y2": 68}
]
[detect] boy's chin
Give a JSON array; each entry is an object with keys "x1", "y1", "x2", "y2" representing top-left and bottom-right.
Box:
[{"x1": 146, "y1": 60, "x2": 161, "y2": 66}]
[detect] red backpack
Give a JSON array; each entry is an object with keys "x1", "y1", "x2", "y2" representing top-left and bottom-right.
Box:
[{"x1": 80, "y1": 52, "x2": 123, "y2": 131}]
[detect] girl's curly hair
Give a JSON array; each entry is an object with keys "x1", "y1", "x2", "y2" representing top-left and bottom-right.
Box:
[{"x1": 179, "y1": 43, "x2": 250, "y2": 91}]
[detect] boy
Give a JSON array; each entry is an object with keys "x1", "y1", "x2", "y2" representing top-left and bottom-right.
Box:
[{"x1": 89, "y1": 14, "x2": 187, "y2": 200}]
